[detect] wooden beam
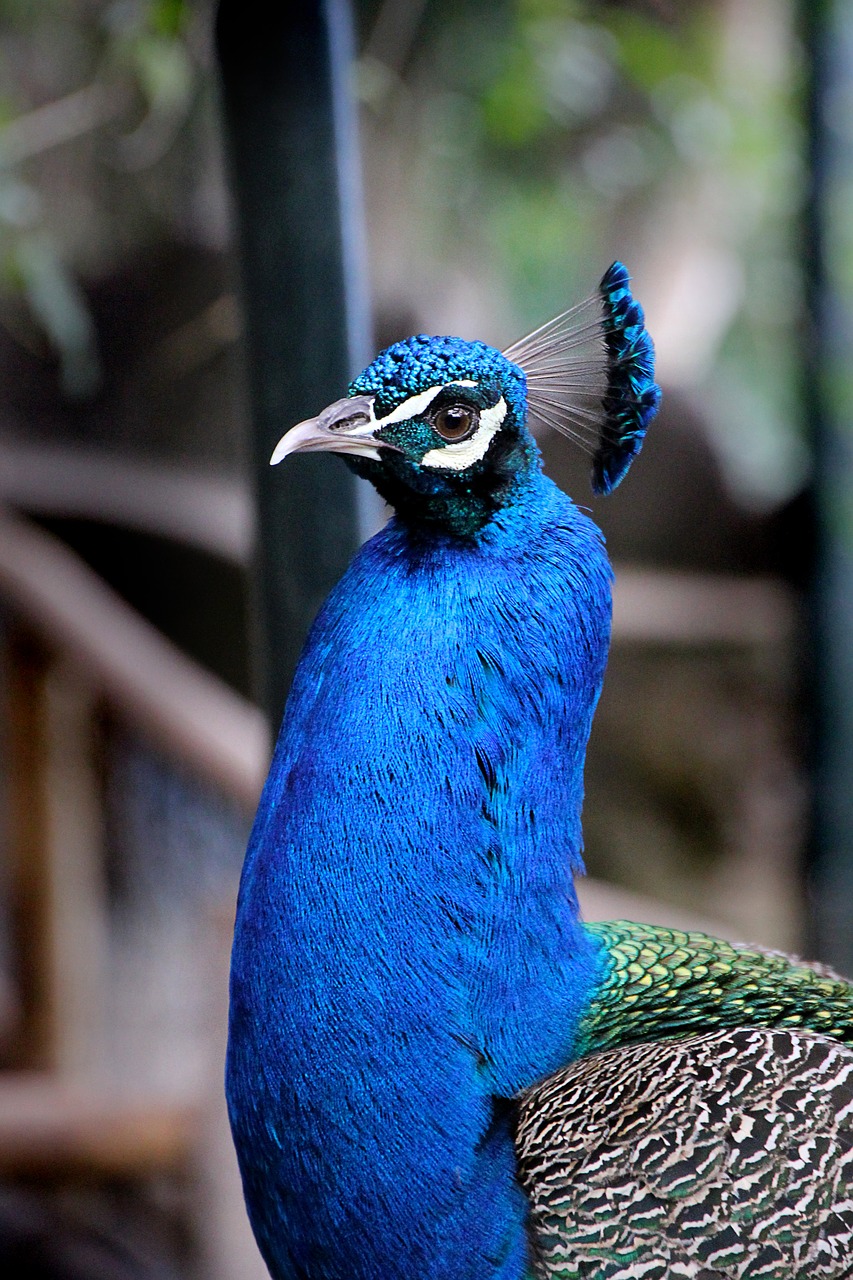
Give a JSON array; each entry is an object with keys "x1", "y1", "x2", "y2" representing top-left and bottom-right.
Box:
[
  {"x1": 0, "y1": 441, "x2": 253, "y2": 565},
  {"x1": 0, "y1": 506, "x2": 269, "y2": 813},
  {"x1": 0, "y1": 1074, "x2": 196, "y2": 1179},
  {"x1": 40, "y1": 664, "x2": 109, "y2": 1079}
]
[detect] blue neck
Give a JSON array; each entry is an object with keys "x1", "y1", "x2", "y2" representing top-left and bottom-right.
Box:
[{"x1": 227, "y1": 470, "x2": 611, "y2": 1280}]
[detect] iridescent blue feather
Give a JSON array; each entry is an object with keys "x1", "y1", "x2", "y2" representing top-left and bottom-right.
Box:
[
  {"x1": 504, "y1": 260, "x2": 661, "y2": 496},
  {"x1": 594, "y1": 261, "x2": 662, "y2": 495}
]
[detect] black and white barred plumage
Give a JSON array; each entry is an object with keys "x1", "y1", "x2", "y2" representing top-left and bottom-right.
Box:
[{"x1": 516, "y1": 1027, "x2": 853, "y2": 1279}]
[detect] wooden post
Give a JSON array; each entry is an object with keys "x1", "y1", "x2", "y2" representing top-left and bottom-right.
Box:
[
  {"x1": 800, "y1": 0, "x2": 853, "y2": 971},
  {"x1": 5, "y1": 636, "x2": 108, "y2": 1075},
  {"x1": 5, "y1": 632, "x2": 54, "y2": 1069},
  {"x1": 216, "y1": 0, "x2": 373, "y2": 729}
]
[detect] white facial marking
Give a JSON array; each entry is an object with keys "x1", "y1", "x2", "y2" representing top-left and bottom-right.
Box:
[
  {"x1": 420, "y1": 397, "x2": 508, "y2": 471},
  {"x1": 374, "y1": 381, "x2": 478, "y2": 430}
]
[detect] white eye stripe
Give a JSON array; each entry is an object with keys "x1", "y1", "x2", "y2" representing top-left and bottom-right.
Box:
[
  {"x1": 420, "y1": 397, "x2": 508, "y2": 471},
  {"x1": 374, "y1": 380, "x2": 478, "y2": 429}
]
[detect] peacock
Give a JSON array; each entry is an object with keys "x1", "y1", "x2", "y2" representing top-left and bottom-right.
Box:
[{"x1": 226, "y1": 263, "x2": 853, "y2": 1280}]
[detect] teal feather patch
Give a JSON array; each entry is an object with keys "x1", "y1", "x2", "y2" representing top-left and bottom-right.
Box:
[{"x1": 575, "y1": 920, "x2": 853, "y2": 1059}]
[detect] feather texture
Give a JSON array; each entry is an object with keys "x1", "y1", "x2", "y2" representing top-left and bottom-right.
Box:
[
  {"x1": 576, "y1": 921, "x2": 853, "y2": 1056},
  {"x1": 228, "y1": 473, "x2": 613, "y2": 1280},
  {"x1": 516, "y1": 1027, "x2": 853, "y2": 1279},
  {"x1": 503, "y1": 262, "x2": 661, "y2": 495}
]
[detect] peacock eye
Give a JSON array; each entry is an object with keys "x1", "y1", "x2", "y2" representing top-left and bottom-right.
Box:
[{"x1": 431, "y1": 404, "x2": 479, "y2": 443}]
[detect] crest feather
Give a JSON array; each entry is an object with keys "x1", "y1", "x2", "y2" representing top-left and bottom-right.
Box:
[{"x1": 504, "y1": 261, "x2": 662, "y2": 495}]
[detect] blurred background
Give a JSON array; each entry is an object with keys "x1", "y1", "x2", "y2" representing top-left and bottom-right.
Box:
[{"x1": 0, "y1": 0, "x2": 851, "y2": 1275}]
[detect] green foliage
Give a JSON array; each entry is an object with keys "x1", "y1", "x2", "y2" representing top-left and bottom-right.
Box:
[
  {"x1": 482, "y1": 42, "x2": 550, "y2": 148},
  {"x1": 606, "y1": 7, "x2": 716, "y2": 91},
  {"x1": 0, "y1": 0, "x2": 814, "y2": 502},
  {"x1": 126, "y1": 31, "x2": 192, "y2": 113},
  {"x1": 0, "y1": 0, "x2": 211, "y2": 400},
  {"x1": 150, "y1": 0, "x2": 189, "y2": 40}
]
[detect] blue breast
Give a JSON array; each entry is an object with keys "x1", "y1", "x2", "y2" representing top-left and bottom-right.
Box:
[{"x1": 226, "y1": 468, "x2": 611, "y2": 1280}]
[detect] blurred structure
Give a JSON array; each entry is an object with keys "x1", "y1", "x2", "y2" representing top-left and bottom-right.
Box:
[
  {"x1": 803, "y1": 1, "x2": 853, "y2": 977},
  {"x1": 216, "y1": 0, "x2": 372, "y2": 727},
  {"x1": 0, "y1": 0, "x2": 848, "y2": 1275}
]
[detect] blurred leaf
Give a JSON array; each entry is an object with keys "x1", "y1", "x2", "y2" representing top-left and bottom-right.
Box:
[
  {"x1": 0, "y1": 97, "x2": 18, "y2": 131},
  {"x1": 12, "y1": 233, "x2": 101, "y2": 398},
  {"x1": 517, "y1": 0, "x2": 581, "y2": 21},
  {"x1": 487, "y1": 181, "x2": 599, "y2": 323},
  {"x1": 131, "y1": 33, "x2": 193, "y2": 114},
  {"x1": 604, "y1": 7, "x2": 716, "y2": 91},
  {"x1": 482, "y1": 44, "x2": 550, "y2": 147},
  {"x1": 149, "y1": 0, "x2": 188, "y2": 39}
]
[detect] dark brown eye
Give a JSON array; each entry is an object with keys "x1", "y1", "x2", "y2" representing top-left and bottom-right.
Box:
[{"x1": 432, "y1": 404, "x2": 479, "y2": 442}]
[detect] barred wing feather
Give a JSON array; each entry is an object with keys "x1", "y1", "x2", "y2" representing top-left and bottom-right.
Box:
[{"x1": 516, "y1": 1027, "x2": 853, "y2": 1279}]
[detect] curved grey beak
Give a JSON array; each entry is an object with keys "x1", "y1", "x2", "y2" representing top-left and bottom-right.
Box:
[{"x1": 270, "y1": 395, "x2": 387, "y2": 465}]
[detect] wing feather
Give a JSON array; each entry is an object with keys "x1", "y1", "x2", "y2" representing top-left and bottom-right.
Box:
[{"x1": 516, "y1": 1028, "x2": 853, "y2": 1280}]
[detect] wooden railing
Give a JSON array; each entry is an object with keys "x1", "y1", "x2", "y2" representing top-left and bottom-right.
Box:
[
  {"x1": 0, "y1": 504, "x2": 269, "y2": 1203},
  {"x1": 0, "y1": 504, "x2": 269, "y2": 813}
]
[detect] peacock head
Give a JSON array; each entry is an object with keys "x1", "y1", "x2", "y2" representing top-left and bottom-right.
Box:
[
  {"x1": 270, "y1": 263, "x2": 662, "y2": 536},
  {"x1": 270, "y1": 334, "x2": 533, "y2": 536}
]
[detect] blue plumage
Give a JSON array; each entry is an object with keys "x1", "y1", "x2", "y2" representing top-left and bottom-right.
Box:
[
  {"x1": 594, "y1": 262, "x2": 661, "y2": 495},
  {"x1": 351, "y1": 334, "x2": 523, "y2": 416},
  {"x1": 228, "y1": 273, "x2": 653, "y2": 1279}
]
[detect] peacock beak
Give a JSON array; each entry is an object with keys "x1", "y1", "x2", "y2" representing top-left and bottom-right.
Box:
[{"x1": 270, "y1": 394, "x2": 388, "y2": 464}]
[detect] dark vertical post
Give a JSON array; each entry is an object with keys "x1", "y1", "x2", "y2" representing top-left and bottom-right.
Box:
[
  {"x1": 216, "y1": 0, "x2": 371, "y2": 729},
  {"x1": 802, "y1": 0, "x2": 853, "y2": 971}
]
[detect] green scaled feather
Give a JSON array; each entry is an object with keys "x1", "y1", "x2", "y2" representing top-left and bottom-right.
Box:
[{"x1": 575, "y1": 920, "x2": 853, "y2": 1059}]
